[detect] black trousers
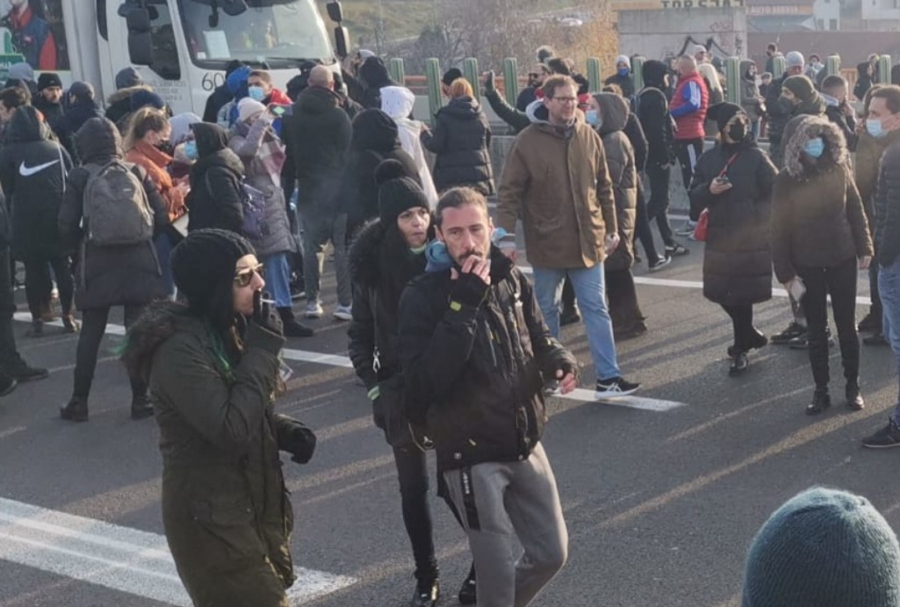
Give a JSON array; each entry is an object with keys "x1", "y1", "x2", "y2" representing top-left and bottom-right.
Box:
[
  {"x1": 674, "y1": 138, "x2": 704, "y2": 193},
  {"x1": 606, "y1": 269, "x2": 644, "y2": 331},
  {"x1": 797, "y1": 258, "x2": 860, "y2": 390},
  {"x1": 73, "y1": 305, "x2": 146, "y2": 399},
  {"x1": 633, "y1": 179, "x2": 661, "y2": 262},
  {"x1": 721, "y1": 304, "x2": 755, "y2": 353},
  {"x1": 646, "y1": 162, "x2": 675, "y2": 247},
  {"x1": 869, "y1": 259, "x2": 883, "y2": 324},
  {"x1": 562, "y1": 275, "x2": 576, "y2": 313},
  {"x1": 23, "y1": 256, "x2": 74, "y2": 321},
  {"x1": 0, "y1": 247, "x2": 22, "y2": 372}
]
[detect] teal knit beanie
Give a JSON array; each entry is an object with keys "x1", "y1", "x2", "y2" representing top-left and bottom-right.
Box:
[{"x1": 742, "y1": 487, "x2": 900, "y2": 607}]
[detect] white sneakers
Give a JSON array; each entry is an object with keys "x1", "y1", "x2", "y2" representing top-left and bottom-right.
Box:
[
  {"x1": 333, "y1": 305, "x2": 353, "y2": 321},
  {"x1": 305, "y1": 302, "x2": 352, "y2": 321}
]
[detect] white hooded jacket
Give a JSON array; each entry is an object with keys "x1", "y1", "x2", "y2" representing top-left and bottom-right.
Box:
[{"x1": 380, "y1": 86, "x2": 439, "y2": 207}]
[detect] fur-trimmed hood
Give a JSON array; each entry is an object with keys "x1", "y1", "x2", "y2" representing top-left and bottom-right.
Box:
[
  {"x1": 107, "y1": 84, "x2": 154, "y2": 106},
  {"x1": 120, "y1": 301, "x2": 195, "y2": 382},
  {"x1": 349, "y1": 218, "x2": 433, "y2": 289},
  {"x1": 782, "y1": 115, "x2": 848, "y2": 179}
]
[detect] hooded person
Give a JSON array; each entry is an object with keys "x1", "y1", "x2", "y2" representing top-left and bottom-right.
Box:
[
  {"x1": 341, "y1": 108, "x2": 420, "y2": 234},
  {"x1": 742, "y1": 487, "x2": 900, "y2": 607},
  {"x1": 772, "y1": 115, "x2": 872, "y2": 413},
  {"x1": 855, "y1": 61, "x2": 875, "y2": 102},
  {"x1": 186, "y1": 122, "x2": 245, "y2": 234},
  {"x1": 688, "y1": 102, "x2": 777, "y2": 376},
  {"x1": 119, "y1": 228, "x2": 313, "y2": 607},
  {"x1": 167, "y1": 112, "x2": 202, "y2": 181},
  {"x1": 0, "y1": 105, "x2": 75, "y2": 335},
  {"x1": 358, "y1": 56, "x2": 400, "y2": 109},
  {"x1": 203, "y1": 60, "x2": 244, "y2": 123},
  {"x1": 106, "y1": 80, "x2": 161, "y2": 132},
  {"x1": 769, "y1": 74, "x2": 826, "y2": 168},
  {"x1": 380, "y1": 86, "x2": 438, "y2": 208},
  {"x1": 57, "y1": 81, "x2": 104, "y2": 165},
  {"x1": 228, "y1": 99, "x2": 312, "y2": 338},
  {"x1": 421, "y1": 78, "x2": 494, "y2": 196},
  {"x1": 57, "y1": 117, "x2": 170, "y2": 422},
  {"x1": 739, "y1": 60, "x2": 764, "y2": 139},
  {"x1": 604, "y1": 55, "x2": 635, "y2": 99},
  {"x1": 215, "y1": 65, "x2": 254, "y2": 130},
  {"x1": 589, "y1": 93, "x2": 644, "y2": 338}
]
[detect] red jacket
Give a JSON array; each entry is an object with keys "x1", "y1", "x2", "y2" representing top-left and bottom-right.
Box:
[
  {"x1": 266, "y1": 88, "x2": 292, "y2": 106},
  {"x1": 670, "y1": 72, "x2": 708, "y2": 141}
]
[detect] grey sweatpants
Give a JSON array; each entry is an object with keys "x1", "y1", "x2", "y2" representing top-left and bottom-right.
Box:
[{"x1": 443, "y1": 443, "x2": 568, "y2": 607}]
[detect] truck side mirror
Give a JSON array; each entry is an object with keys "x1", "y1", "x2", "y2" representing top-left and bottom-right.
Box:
[
  {"x1": 334, "y1": 26, "x2": 349, "y2": 60},
  {"x1": 219, "y1": 0, "x2": 248, "y2": 17},
  {"x1": 326, "y1": 1, "x2": 344, "y2": 23},
  {"x1": 124, "y1": 8, "x2": 153, "y2": 66}
]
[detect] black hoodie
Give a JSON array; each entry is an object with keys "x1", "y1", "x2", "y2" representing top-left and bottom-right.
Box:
[
  {"x1": 58, "y1": 117, "x2": 168, "y2": 309},
  {"x1": 186, "y1": 123, "x2": 245, "y2": 234},
  {"x1": 358, "y1": 57, "x2": 400, "y2": 109},
  {"x1": 0, "y1": 106, "x2": 72, "y2": 259},
  {"x1": 421, "y1": 96, "x2": 494, "y2": 195},
  {"x1": 340, "y1": 109, "x2": 418, "y2": 226},
  {"x1": 636, "y1": 60, "x2": 676, "y2": 167}
]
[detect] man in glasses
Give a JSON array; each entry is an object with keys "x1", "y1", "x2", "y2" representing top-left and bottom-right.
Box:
[
  {"x1": 497, "y1": 75, "x2": 640, "y2": 399},
  {"x1": 516, "y1": 64, "x2": 550, "y2": 111}
]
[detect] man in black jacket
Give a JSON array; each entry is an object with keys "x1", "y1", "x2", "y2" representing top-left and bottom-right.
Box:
[
  {"x1": 764, "y1": 51, "x2": 806, "y2": 169},
  {"x1": 821, "y1": 75, "x2": 858, "y2": 152},
  {"x1": 32, "y1": 72, "x2": 63, "y2": 137},
  {"x1": 636, "y1": 60, "x2": 684, "y2": 263},
  {"x1": 398, "y1": 187, "x2": 577, "y2": 607},
  {"x1": 283, "y1": 65, "x2": 353, "y2": 320},
  {"x1": 861, "y1": 86, "x2": 900, "y2": 448},
  {"x1": 0, "y1": 105, "x2": 75, "y2": 337}
]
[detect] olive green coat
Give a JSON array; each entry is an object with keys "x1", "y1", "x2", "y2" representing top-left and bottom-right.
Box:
[{"x1": 147, "y1": 311, "x2": 294, "y2": 607}]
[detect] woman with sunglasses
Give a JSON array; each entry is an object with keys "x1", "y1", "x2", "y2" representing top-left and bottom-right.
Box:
[
  {"x1": 58, "y1": 117, "x2": 169, "y2": 422},
  {"x1": 122, "y1": 229, "x2": 315, "y2": 607}
]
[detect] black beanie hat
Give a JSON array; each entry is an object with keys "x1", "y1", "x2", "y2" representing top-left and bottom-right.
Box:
[
  {"x1": 642, "y1": 60, "x2": 668, "y2": 87},
  {"x1": 375, "y1": 159, "x2": 428, "y2": 225},
  {"x1": 442, "y1": 68, "x2": 463, "y2": 87},
  {"x1": 171, "y1": 229, "x2": 254, "y2": 318},
  {"x1": 37, "y1": 72, "x2": 62, "y2": 91},
  {"x1": 708, "y1": 102, "x2": 746, "y2": 133}
]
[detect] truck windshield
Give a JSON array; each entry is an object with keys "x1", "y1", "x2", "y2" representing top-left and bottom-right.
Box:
[{"x1": 177, "y1": 0, "x2": 333, "y2": 68}]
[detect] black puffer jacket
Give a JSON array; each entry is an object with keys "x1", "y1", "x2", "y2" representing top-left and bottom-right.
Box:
[
  {"x1": 875, "y1": 141, "x2": 900, "y2": 267},
  {"x1": 56, "y1": 100, "x2": 103, "y2": 166},
  {"x1": 421, "y1": 97, "x2": 494, "y2": 195},
  {"x1": 635, "y1": 61, "x2": 676, "y2": 168},
  {"x1": 58, "y1": 117, "x2": 168, "y2": 310},
  {"x1": 284, "y1": 86, "x2": 352, "y2": 211},
  {"x1": 397, "y1": 247, "x2": 576, "y2": 472},
  {"x1": 348, "y1": 220, "x2": 430, "y2": 446},
  {"x1": 341, "y1": 110, "x2": 419, "y2": 228},
  {"x1": 186, "y1": 123, "x2": 244, "y2": 234},
  {"x1": 0, "y1": 106, "x2": 72, "y2": 259},
  {"x1": 689, "y1": 138, "x2": 777, "y2": 306}
]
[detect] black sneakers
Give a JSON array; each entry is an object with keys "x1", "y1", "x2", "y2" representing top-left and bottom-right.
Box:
[
  {"x1": 411, "y1": 577, "x2": 439, "y2": 607},
  {"x1": 595, "y1": 377, "x2": 640, "y2": 399},
  {"x1": 862, "y1": 419, "x2": 900, "y2": 448},
  {"x1": 560, "y1": 308, "x2": 581, "y2": 327},
  {"x1": 60, "y1": 396, "x2": 89, "y2": 422},
  {"x1": 647, "y1": 256, "x2": 672, "y2": 272},
  {"x1": 729, "y1": 352, "x2": 749, "y2": 376},
  {"x1": 458, "y1": 565, "x2": 476, "y2": 605},
  {"x1": 131, "y1": 395, "x2": 155, "y2": 420},
  {"x1": 665, "y1": 244, "x2": 690, "y2": 257},
  {"x1": 858, "y1": 311, "x2": 882, "y2": 333},
  {"x1": 846, "y1": 383, "x2": 865, "y2": 411},
  {"x1": 771, "y1": 322, "x2": 806, "y2": 345}
]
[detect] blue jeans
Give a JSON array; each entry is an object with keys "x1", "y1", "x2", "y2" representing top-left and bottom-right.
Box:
[
  {"x1": 262, "y1": 253, "x2": 292, "y2": 309},
  {"x1": 532, "y1": 264, "x2": 621, "y2": 381},
  {"x1": 879, "y1": 256, "x2": 900, "y2": 423},
  {"x1": 154, "y1": 233, "x2": 174, "y2": 298}
]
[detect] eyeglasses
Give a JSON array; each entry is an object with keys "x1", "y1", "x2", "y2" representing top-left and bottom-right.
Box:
[
  {"x1": 528, "y1": 72, "x2": 540, "y2": 78},
  {"x1": 550, "y1": 96, "x2": 577, "y2": 104},
  {"x1": 234, "y1": 263, "x2": 264, "y2": 288}
]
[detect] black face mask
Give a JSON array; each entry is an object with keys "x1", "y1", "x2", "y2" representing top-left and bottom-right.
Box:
[
  {"x1": 155, "y1": 141, "x2": 174, "y2": 155},
  {"x1": 728, "y1": 122, "x2": 747, "y2": 142}
]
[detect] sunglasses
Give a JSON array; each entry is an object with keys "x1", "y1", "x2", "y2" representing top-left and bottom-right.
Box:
[{"x1": 234, "y1": 263, "x2": 264, "y2": 288}]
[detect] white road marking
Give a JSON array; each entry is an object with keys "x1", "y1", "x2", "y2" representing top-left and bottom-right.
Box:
[
  {"x1": 0, "y1": 497, "x2": 357, "y2": 606},
  {"x1": 564, "y1": 389, "x2": 685, "y2": 412}
]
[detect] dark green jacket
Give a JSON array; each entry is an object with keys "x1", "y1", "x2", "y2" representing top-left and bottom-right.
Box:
[{"x1": 125, "y1": 303, "x2": 299, "y2": 607}]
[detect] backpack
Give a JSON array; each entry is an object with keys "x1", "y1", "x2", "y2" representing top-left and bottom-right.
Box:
[
  {"x1": 83, "y1": 161, "x2": 153, "y2": 246},
  {"x1": 204, "y1": 172, "x2": 266, "y2": 239}
]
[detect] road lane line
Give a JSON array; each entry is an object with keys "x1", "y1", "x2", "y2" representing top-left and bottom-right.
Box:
[{"x1": 0, "y1": 497, "x2": 357, "y2": 606}]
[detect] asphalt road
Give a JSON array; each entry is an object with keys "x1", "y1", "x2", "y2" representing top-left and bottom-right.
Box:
[{"x1": 2, "y1": 225, "x2": 900, "y2": 607}]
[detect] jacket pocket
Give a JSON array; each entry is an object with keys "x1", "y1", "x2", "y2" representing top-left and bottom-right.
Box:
[{"x1": 188, "y1": 496, "x2": 265, "y2": 573}]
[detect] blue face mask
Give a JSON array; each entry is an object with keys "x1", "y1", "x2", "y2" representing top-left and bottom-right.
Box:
[
  {"x1": 183, "y1": 140, "x2": 199, "y2": 161},
  {"x1": 803, "y1": 137, "x2": 825, "y2": 159},
  {"x1": 618, "y1": 68, "x2": 629, "y2": 77},
  {"x1": 585, "y1": 109, "x2": 599, "y2": 127},
  {"x1": 248, "y1": 86, "x2": 266, "y2": 102},
  {"x1": 867, "y1": 118, "x2": 886, "y2": 138}
]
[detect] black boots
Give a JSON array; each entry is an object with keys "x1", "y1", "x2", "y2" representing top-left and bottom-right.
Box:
[
  {"x1": 806, "y1": 389, "x2": 832, "y2": 415},
  {"x1": 278, "y1": 307, "x2": 314, "y2": 338},
  {"x1": 410, "y1": 577, "x2": 439, "y2": 607},
  {"x1": 846, "y1": 381, "x2": 865, "y2": 411},
  {"x1": 60, "y1": 396, "x2": 88, "y2": 422},
  {"x1": 458, "y1": 564, "x2": 477, "y2": 605},
  {"x1": 131, "y1": 394, "x2": 154, "y2": 420}
]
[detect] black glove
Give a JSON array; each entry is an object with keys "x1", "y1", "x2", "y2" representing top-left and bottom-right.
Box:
[
  {"x1": 450, "y1": 271, "x2": 490, "y2": 308},
  {"x1": 372, "y1": 396, "x2": 386, "y2": 430},
  {"x1": 556, "y1": 360, "x2": 578, "y2": 379},
  {"x1": 484, "y1": 70, "x2": 496, "y2": 94},
  {"x1": 253, "y1": 291, "x2": 283, "y2": 336},
  {"x1": 275, "y1": 414, "x2": 317, "y2": 464}
]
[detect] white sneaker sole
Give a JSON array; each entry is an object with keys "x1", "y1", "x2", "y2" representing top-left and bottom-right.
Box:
[
  {"x1": 333, "y1": 312, "x2": 352, "y2": 321},
  {"x1": 305, "y1": 310, "x2": 323, "y2": 319},
  {"x1": 595, "y1": 387, "x2": 639, "y2": 400}
]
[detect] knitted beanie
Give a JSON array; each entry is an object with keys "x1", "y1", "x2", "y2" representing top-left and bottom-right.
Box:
[
  {"x1": 115, "y1": 67, "x2": 143, "y2": 90},
  {"x1": 742, "y1": 487, "x2": 900, "y2": 607},
  {"x1": 37, "y1": 72, "x2": 62, "y2": 91},
  {"x1": 375, "y1": 159, "x2": 428, "y2": 225},
  {"x1": 783, "y1": 75, "x2": 817, "y2": 103},
  {"x1": 616, "y1": 55, "x2": 631, "y2": 69},
  {"x1": 171, "y1": 229, "x2": 254, "y2": 317},
  {"x1": 237, "y1": 98, "x2": 266, "y2": 123},
  {"x1": 708, "y1": 102, "x2": 745, "y2": 133},
  {"x1": 786, "y1": 51, "x2": 805, "y2": 68}
]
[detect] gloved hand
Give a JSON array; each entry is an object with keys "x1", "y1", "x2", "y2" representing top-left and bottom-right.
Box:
[
  {"x1": 275, "y1": 414, "x2": 317, "y2": 464},
  {"x1": 253, "y1": 291, "x2": 284, "y2": 336},
  {"x1": 484, "y1": 70, "x2": 496, "y2": 95},
  {"x1": 372, "y1": 395, "x2": 387, "y2": 430},
  {"x1": 450, "y1": 269, "x2": 490, "y2": 308}
]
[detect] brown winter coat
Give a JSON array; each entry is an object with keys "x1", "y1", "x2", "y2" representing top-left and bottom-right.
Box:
[
  {"x1": 594, "y1": 93, "x2": 637, "y2": 272},
  {"x1": 772, "y1": 116, "x2": 873, "y2": 283},
  {"x1": 854, "y1": 128, "x2": 900, "y2": 224},
  {"x1": 497, "y1": 111, "x2": 617, "y2": 269}
]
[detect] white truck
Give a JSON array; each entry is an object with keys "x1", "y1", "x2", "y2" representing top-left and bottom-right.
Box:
[{"x1": 0, "y1": 0, "x2": 348, "y2": 114}]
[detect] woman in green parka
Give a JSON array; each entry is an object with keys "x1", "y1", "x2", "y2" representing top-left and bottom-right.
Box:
[{"x1": 122, "y1": 229, "x2": 315, "y2": 607}]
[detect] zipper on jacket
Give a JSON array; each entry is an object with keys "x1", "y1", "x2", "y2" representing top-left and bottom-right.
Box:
[{"x1": 483, "y1": 319, "x2": 499, "y2": 368}]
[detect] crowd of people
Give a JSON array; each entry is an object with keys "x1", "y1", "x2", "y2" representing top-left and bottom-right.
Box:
[{"x1": 2, "y1": 40, "x2": 900, "y2": 606}]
